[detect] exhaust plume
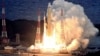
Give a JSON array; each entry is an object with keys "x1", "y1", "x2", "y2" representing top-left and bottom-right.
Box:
[{"x1": 48, "y1": 0, "x2": 99, "y2": 53}]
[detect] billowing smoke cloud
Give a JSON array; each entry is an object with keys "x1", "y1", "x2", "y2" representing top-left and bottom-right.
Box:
[{"x1": 49, "y1": 0, "x2": 99, "y2": 53}]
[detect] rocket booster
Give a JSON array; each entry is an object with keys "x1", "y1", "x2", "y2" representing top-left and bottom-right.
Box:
[
  {"x1": 46, "y1": 3, "x2": 52, "y2": 36},
  {"x1": 61, "y1": 9, "x2": 66, "y2": 41},
  {"x1": 35, "y1": 8, "x2": 41, "y2": 44},
  {"x1": 43, "y1": 12, "x2": 46, "y2": 32}
]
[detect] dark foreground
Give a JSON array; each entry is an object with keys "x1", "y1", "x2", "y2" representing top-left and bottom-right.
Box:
[
  {"x1": 1, "y1": 52, "x2": 100, "y2": 56},
  {"x1": 1, "y1": 49, "x2": 100, "y2": 56},
  {"x1": 0, "y1": 53, "x2": 73, "y2": 56}
]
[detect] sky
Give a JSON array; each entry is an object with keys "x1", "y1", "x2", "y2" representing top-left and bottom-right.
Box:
[{"x1": 0, "y1": 0, "x2": 100, "y2": 24}]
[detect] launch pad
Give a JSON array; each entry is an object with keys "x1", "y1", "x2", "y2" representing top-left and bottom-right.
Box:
[{"x1": 0, "y1": 0, "x2": 98, "y2": 56}]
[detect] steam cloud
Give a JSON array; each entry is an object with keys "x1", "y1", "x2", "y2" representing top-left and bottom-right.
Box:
[{"x1": 49, "y1": 0, "x2": 99, "y2": 53}]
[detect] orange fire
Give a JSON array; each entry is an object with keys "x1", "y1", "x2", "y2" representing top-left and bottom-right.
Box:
[
  {"x1": 27, "y1": 26, "x2": 67, "y2": 53},
  {"x1": 41, "y1": 29, "x2": 59, "y2": 53},
  {"x1": 38, "y1": 25, "x2": 67, "y2": 53}
]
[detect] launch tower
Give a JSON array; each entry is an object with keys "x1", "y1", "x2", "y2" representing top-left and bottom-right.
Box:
[{"x1": 1, "y1": 0, "x2": 9, "y2": 46}]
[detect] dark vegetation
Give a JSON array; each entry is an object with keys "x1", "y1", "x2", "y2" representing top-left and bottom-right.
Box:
[
  {"x1": 0, "y1": 19, "x2": 44, "y2": 46},
  {"x1": 85, "y1": 50, "x2": 100, "y2": 56},
  {"x1": 0, "y1": 19, "x2": 100, "y2": 46}
]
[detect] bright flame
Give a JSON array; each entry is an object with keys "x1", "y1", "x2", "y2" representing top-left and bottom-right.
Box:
[
  {"x1": 28, "y1": 21, "x2": 67, "y2": 53},
  {"x1": 42, "y1": 31, "x2": 57, "y2": 49},
  {"x1": 28, "y1": 0, "x2": 98, "y2": 53},
  {"x1": 41, "y1": 26, "x2": 60, "y2": 53}
]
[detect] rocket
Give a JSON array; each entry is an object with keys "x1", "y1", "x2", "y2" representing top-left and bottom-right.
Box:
[
  {"x1": 61, "y1": 9, "x2": 66, "y2": 40},
  {"x1": 35, "y1": 8, "x2": 41, "y2": 44},
  {"x1": 61, "y1": 9, "x2": 63, "y2": 16},
  {"x1": 46, "y1": 3, "x2": 52, "y2": 36},
  {"x1": 43, "y1": 12, "x2": 47, "y2": 39},
  {"x1": 1, "y1": 0, "x2": 9, "y2": 45},
  {"x1": 41, "y1": 12, "x2": 46, "y2": 44},
  {"x1": 43, "y1": 12, "x2": 46, "y2": 34}
]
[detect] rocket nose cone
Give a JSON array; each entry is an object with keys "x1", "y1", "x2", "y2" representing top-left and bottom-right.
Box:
[{"x1": 48, "y1": 2, "x2": 52, "y2": 7}]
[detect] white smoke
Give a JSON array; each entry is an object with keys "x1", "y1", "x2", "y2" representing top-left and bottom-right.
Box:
[{"x1": 49, "y1": 0, "x2": 99, "y2": 53}]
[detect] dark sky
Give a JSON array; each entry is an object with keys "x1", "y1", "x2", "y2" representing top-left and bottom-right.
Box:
[{"x1": 0, "y1": 0, "x2": 100, "y2": 24}]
